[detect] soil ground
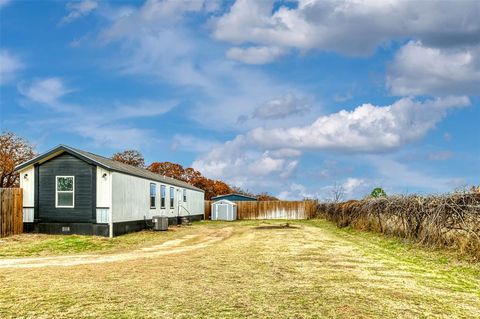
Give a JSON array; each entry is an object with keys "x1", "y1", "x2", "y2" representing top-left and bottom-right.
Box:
[{"x1": 0, "y1": 220, "x2": 478, "y2": 318}]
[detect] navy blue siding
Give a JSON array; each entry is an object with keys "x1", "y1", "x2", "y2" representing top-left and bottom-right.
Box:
[{"x1": 37, "y1": 153, "x2": 96, "y2": 223}]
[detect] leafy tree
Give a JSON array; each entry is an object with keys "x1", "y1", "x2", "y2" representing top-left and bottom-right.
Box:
[
  {"x1": 371, "y1": 187, "x2": 387, "y2": 198},
  {"x1": 148, "y1": 162, "x2": 186, "y2": 181},
  {"x1": 211, "y1": 180, "x2": 231, "y2": 198},
  {"x1": 112, "y1": 150, "x2": 145, "y2": 168},
  {"x1": 0, "y1": 132, "x2": 36, "y2": 188},
  {"x1": 147, "y1": 161, "x2": 232, "y2": 200}
]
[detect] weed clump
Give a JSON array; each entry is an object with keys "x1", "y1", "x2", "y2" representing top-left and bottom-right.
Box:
[{"x1": 316, "y1": 191, "x2": 480, "y2": 259}]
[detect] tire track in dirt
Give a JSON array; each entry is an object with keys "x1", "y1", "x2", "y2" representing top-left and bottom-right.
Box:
[{"x1": 0, "y1": 227, "x2": 233, "y2": 268}]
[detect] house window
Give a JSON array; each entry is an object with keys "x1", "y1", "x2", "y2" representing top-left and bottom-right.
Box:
[
  {"x1": 161, "y1": 185, "x2": 166, "y2": 208},
  {"x1": 183, "y1": 189, "x2": 187, "y2": 202},
  {"x1": 150, "y1": 183, "x2": 156, "y2": 208},
  {"x1": 170, "y1": 187, "x2": 174, "y2": 208},
  {"x1": 56, "y1": 176, "x2": 74, "y2": 208}
]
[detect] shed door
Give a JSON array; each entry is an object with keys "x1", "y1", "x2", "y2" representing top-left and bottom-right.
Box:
[{"x1": 217, "y1": 204, "x2": 228, "y2": 220}]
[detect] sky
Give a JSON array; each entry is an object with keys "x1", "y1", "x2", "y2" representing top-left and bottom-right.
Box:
[{"x1": 0, "y1": 0, "x2": 479, "y2": 200}]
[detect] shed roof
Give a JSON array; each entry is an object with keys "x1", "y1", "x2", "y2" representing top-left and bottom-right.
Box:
[
  {"x1": 211, "y1": 193, "x2": 258, "y2": 201},
  {"x1": 212, "y1": 199, "x2": 237, "y2": 205},
  {"x1": 16, "y1": 145, "x2": 204, "y2": 192}
]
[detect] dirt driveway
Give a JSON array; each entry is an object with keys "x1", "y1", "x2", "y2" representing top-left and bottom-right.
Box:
[{"x1": 0, "y1": 227, "x2": 233, "y2": 268}]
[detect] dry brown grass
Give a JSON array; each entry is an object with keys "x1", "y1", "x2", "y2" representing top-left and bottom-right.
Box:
[
  {"x1": 0, "y1": 220, "x2": 479, "y2": 318},
  {"x1": 317, "y1": 192, "x2": 480, "y2": 258}
]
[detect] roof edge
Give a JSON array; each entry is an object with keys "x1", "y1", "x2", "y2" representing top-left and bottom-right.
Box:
[
  {"x1": 211, "y1": 193, "x2": 258, "y2": 200},
  {"x1": 15, "y1": 144, "x2": 204, "y2": 193},
  {"x1": 15, "y1": 145, "x2": 111, "y2": 171}
]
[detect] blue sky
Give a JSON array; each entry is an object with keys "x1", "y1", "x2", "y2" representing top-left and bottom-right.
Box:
[{"x1": 1, "y1": 0, "x2": 479, "y2": 199}]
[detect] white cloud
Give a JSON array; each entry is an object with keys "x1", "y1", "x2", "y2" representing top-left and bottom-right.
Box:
[
  {"x1": 387, "y1": 41, "x2": 480, "y2": 96},
  {"x1": 72, "y1": 124, "x2": 155, "y2": 149},
  {"x1": 277, "y1": 183, "x2": 320, "y2": 200},
  {"x1": 18, "y1": 77, "x2": 177, "y2": 149},
  {"x1": 101, "y1": 0, "x2": 214, "y2": 41},
  {"x1": 111, "y1": 100, "x2": 176, "y2": 119},
  {"x1": 60, "y1": 0, "x2": 98, "y2": 25},
  {"x1": 252, "y1": 93, "x2": 311, "y2": 120},
  {"x1": 192, "y1": 135, "x2": 298, "y2": 188},
  {"x1": 248, "y1": 96, "x2": 470, "y2": 152},
  {"x1": 267, "y1": 148, "x2": 302, "y2": 158},
  {"x1": 226, "y1": 46, "x2": 286, "y2": 64},
  {"x1": 213, "y1": 0, "x2": 480, "y2": 62},
  {"x1": 0, "y1": 50, "x2": 23, "y2": 85},
  {"x1": 342, "y1": 178, "x2": 368, "y2": 195},
  {"x1": 193, "y1": 96, "x2": 469, "y2": 189},
  {"x1": 98, "y1": 0, "x2": 311, "y2": 131},
  {"x1": 18, "y1": 77, "x2": 71, "y2": 106}
]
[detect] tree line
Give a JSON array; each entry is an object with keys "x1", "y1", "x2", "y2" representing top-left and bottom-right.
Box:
[
  {"x1": 0, "y1": 132, "x2": 277, "y2": 200},
  {"x1": 111, "y1": 149, "x2": 278, "y2": 200}
]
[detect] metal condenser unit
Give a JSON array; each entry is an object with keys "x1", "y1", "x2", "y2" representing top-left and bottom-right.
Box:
[{"x1": 152, "y1": 216, "x2": 168, "y2": 231}]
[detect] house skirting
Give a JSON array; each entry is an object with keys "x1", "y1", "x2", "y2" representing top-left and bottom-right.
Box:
[
  {"x1": 24, "y1": 223, "x2": 109, "y2": 237},
  {"x1": 23, "y1": 214, "x2": 204, "y2": 237}
]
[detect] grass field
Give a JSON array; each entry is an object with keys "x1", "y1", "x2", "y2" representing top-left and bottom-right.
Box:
[{"x1": 0, "y1": 220, "x2": 479, "y2": 318}]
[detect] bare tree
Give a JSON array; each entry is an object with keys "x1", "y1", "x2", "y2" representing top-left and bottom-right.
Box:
[
  {"x1": 329, "y1": 181, "x2": 345, "y2": 203},
  {"x1": 0, "y1": 132, "x2": 36, "y2": 188}
]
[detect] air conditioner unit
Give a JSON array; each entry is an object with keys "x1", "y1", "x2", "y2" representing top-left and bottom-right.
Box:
[{"x1": 152, "y1": 216, "x2": 168, "y2": 231}]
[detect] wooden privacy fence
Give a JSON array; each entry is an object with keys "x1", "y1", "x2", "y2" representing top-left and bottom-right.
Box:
[
  {"x1": 204, "y1": 200, "x2": 317, "y2": 220},
  {"x1": 0, "y1": 188, "x2": 23, "y2": 238}
]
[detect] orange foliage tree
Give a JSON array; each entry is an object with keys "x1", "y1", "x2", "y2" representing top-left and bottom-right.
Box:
[
  {"x1": 147, "y1": 161, "x2": 231, "y2": 199},
  {"x1": 112, "y1": 150, "x2": 145, "y2": 168},
  {"x1": 148, "y1": 162, "x2": 187, "y2": 181},
  {"x1": 117, "y1": 156, "x2": 274, "y2": 200},
  {"x1": 0, "y1": 132, "x2": 36, "y2": 188}
]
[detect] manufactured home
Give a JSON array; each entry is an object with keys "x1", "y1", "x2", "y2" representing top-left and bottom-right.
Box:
[{"x1": 16, "y1": 145, "x2": 205, "y2": 237}]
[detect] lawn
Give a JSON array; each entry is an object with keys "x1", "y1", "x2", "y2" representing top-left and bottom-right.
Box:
[{"x1": 0, "y1": 220, "x2": 479, "y2": 318}]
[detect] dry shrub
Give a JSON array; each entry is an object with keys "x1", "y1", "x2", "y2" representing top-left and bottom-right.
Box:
[{"x1": 316, "y1": 191, "x2": 480, "y2": 258}]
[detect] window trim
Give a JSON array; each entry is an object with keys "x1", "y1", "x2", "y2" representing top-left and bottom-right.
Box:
[
  {"x1": 183, "y1": 189, "x2": 187, "y2": 202},
  {"x1": 55, "y1": 176, "x2": 75, "y2": 208},
  {"x1": 170, "y1": 186, "x2": 174, "y2": 208},
  {"x1": 160, "y1": 185, "x2": 166, "y2": 209},
  {"x1": 150, "y1": 183, "x2": 157, "y2": 209}
]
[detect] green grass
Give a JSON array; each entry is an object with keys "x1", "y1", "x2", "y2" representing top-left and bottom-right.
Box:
[
  {"x1": 0, "y1": 219, "x2": 479, "y2": 318},
  {"x1": 304, "y1": 219, "x2": 480, "y2": 294}
]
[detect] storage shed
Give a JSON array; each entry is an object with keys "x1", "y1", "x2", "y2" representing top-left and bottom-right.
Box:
[
  {"x1": 211, "y1": 200, "x2": 237, "y2": 221},
  {"x1": 16, "y1": 145, "x2": 205, "y2": 237}
]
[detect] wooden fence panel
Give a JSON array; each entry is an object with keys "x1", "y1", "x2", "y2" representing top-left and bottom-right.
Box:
[
  {"x1": 0, "y1": 188, "x2": 23, "y2": 238},
  {"x1": 204, "y1": 201, "x2": 212, "y2": 221},
  {"x1": 205, "y1": 200, "x2": 317, "y2": 220}
]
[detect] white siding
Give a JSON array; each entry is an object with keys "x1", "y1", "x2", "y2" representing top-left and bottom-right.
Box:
[
  {"x1": 96, "y1": 167, "x2": 112, "y2": 208},
  {"x1": 19, "y1": 167, "x2": 35, "y2": 207},
  {"x1": 96, "y1": 208, "x2": 110, "y2": 223},
  {"x1": 111, "y1": 172, "x2": 204, "y2": 223},
  {"x1": 23, "y1": 208, "x2": 34, "y2": 222},
  {"x1": 179, "y1": 188, "x2": 204, "y2": 217}
]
